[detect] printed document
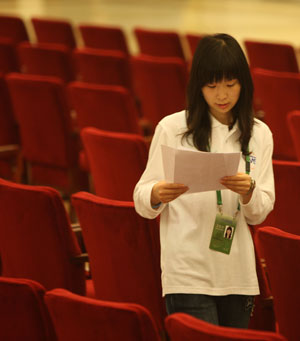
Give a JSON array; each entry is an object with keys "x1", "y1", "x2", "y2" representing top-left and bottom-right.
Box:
[{"x1": 161, "y1": 145, "x2": 241, "y2": 193}]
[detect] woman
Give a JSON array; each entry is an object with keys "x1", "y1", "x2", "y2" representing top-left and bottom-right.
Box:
[{"x1": 134, "y1": 33, "x2": 274, "y2": 328}]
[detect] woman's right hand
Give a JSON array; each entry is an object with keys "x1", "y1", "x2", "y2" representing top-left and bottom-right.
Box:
[{"x1": 151, "y1": 181, "x2": 189, "y2": 205}]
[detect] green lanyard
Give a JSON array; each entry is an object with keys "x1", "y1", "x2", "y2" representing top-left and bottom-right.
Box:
[{"x1": 216, "y1": 148, "x2": 250, "y2": 215}]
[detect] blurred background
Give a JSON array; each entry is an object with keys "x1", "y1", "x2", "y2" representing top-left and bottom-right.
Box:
[{"x1": 1, "y1": 0, "x2": 300, "y2": 56}]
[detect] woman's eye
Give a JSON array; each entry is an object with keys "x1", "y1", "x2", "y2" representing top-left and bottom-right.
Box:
[
  {"x1": 207, "y1": 84, "x2": 216, "y2": 88},
  {"x1": 227, "y1": 83, "x2": 236, "y2": 87}
]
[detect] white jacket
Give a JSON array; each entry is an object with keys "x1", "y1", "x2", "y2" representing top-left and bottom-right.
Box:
[{"x1": 134, "y1": 111, "x2": 275, "y2": 296}]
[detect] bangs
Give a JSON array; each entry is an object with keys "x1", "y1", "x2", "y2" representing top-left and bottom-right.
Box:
[{"x1": 198, "y1": 47, "x2": 241, "y2": 86}]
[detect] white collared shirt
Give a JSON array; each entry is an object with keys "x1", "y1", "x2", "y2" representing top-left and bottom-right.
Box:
[{"x1": 134, "y1": 110, "x2": 274, "y2": 296}]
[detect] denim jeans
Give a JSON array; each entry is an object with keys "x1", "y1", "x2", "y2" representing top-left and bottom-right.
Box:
[{"x1": 165, "y1": 293, "x2": 255, "y2": 328}]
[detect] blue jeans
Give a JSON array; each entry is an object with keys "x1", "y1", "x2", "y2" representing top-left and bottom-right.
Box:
[{"x1": 165, "y1": 293, "x2": 255, "y2": 328}]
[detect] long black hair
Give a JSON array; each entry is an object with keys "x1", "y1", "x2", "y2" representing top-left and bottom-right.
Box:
[{"x1": 183, "y1": 33, "x2": 254, "y2": 155}]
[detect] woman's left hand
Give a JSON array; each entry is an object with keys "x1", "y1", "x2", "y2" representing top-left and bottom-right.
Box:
[{"x1": 220, "y1": 172, "x2": 253, "y2": 203}]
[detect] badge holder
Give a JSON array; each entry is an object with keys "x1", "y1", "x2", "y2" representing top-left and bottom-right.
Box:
[
  {"x1": 209, "y1": 149, "x2": 251, "y2": 255},
  {"x1": 209, "y1": 194, "x2": 238, "y2": 255}
]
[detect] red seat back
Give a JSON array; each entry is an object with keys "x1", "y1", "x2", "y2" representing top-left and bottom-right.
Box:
[
  {"x1": 68, "y1": 81, "x2": 141, "y2": 134},
  {"x1": 0, "y1": 179, "x2": 86, "y2": 294},
  {"x1": 165, "y1": 313, "x2": 286, "y2": 341},
  {"x1": 252, "y1": 68, "x2": 300, "y2": 161},
  {"x1": 257, "y1": 227, "x2": 300, "y2": 341},
  {"x1": 258, "y1": 160, "x2": 300, "y2": 235},
  {"x1": 185, "y1": 33, "x2": 203, "y2": 56},
  {"x1": 6, "y1": 73, "x2": 76, "y2": 168},
  {"x1": 6, "y1": 73, "x2": 87, "y2": 192},
  {"x1": 81, "y1": 127, "x2": 147, "y2": 200},
  {"x1": 79, "y1": 24, "x2": 129, "y2": 55},
  {"x1": 0, "y1": 277, "x2": 56, "y2": 341},
  {"x1": 71, "y1": 191, "x2": 165, "y2": 331},
  {"x1": 18, "y1": 42, "x2": 75, "y2": 82},
  {"x1": 134, "y1": 27, "x2": 186, "y2": 59},
  {"x1": 73, "y1": 47, "x2": 133, "y2": 91},
  {"x1": 132, "y1": 54, "x2": 187, "y2": 128},
  {"x1": 31, "y1": 17, "x2": 76, "y2": 49},
  {"x1": 45, "y1": 288, "x2": 160, "y2": 341},
  {"x1": 245, "y1": 40, "x2": 299, "y2": 73},
  {"x1": 0, "y1": 15, "x2": 29, "y2": 43}
]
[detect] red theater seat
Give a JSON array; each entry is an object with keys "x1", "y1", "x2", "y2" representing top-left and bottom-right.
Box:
[
  {"x1": 0, "y1": 15, "x2": 29, "y2": 43},
  {"x1": 258, "y1": 160, "x2": 300, "y2": 236},
  {"x1": 69, "y1": 83, "x2": 142, "y2": 171},
  {"x1": 18, "y1": 41, "x2": 75, "y2": 82},
  {"x1": 245, "y1": 40, "x2": 299, "y2": 73},
  {"x1": 252, "y1": 68, "x2": 300, "y2": 161},
  {"x1": 45, "y1": 288, "x2": 160, "y2": 341},
  {"x1": 80, "y1": 128, "x2": 147, "y2": 200},
  {"x1": 68, "y1": 82, "x2": 141, "y2": 134},
  {"x1": 31, "y1": 17, "x2": 77, "y2": 49},
  {"x1": 71, "y1": 191, "x2": 165, "y2": 332},
  {"x1": 0, "y1": 277, "x2": 56, "y2": 341},
  {"x1": 257, "y1": 227, "x2": 300, "y2": 341},
  {"x1": 0, "y1": 178, "x2": 93, "y2": 296},
  {"x1": 165, "y1": 313, "x2": 286, "y2": 341},
  {"x1": 79, "y1": 24, "x2": 129, "y2": 55},
  {"x1": 73, "y1": 47, "x2": 133, "y2": 92},
  {"x1": 6, "y1": 73, "x2": 87, "y2": 194},
  {"x1": 132, "y1": 54, "x2": 187, "y2": 130},
  {"x1": 185, "y1": 33, "x2": 204, "y2": 56},
  {"x1": 134, "y1": 27, "x2": 186, "y2": 59}
]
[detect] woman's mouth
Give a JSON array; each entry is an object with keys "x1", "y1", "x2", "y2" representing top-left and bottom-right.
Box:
[{"x1": 216, "y1": 103, "x2": 229, "y2": 109}]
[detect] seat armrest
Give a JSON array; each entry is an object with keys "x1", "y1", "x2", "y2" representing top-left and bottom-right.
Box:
[
  {"x1": 0, "y1": 144, "x2": 20, "y2": 158},
  {"x1": 71, "y1": 223, "x2": 86, "y2": 253},
  {"x1": 71, "y1": 252, "x2": 89, "y2": 264}
]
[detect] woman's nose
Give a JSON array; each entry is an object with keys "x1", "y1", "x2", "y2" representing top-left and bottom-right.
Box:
[{"x1": 216, "y1": 86, "x2": 228, "y2": 100}]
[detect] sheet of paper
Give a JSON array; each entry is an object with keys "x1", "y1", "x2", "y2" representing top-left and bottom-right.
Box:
[{"x1": 161, "y1": 145, "x2": 241, "y2": 193}]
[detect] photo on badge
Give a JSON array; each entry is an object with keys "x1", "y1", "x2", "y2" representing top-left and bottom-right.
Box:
[{"x1": 224, "y1": 226, "x2": 234, "y2": 239}]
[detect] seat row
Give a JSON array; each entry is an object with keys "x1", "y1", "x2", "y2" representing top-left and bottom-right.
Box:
[
  {"x1": 0, "y1": 176, "x2": 281, "y2": 337},
  {"x1": 0, "y1": 40, "x2": 188, "y2": 144},
  {"x1": 2, "y1": 40, "x2": 300, "y2": 164},
  {"x1": 78, "y1": 128, "x2": 300, "y2": 340},
  {"x1": 0, "y1": 177, "x2": 165, "y2": 330},
  {"x1": 0, "y1": 277, "x2": 286, "y2": 341},
  {"x1": 0, "y1": 61, "x2": 186, "y2": 188},
  {"x1": 0, "y1": 49, "x2": 188, "y2": 123},
  {"x1": 79, "y1": 126, "x2": 300, "y2": 255},
  {"x1": 0, "y1": 177, "x2": 289, "y2": 340},
  {"x1": 0, "y1": 40, "x2": 188, "y2": 93},
  {"x1": 2, "y1": 71, "x2": 300, "y2": 195},
  {"x1": 1, "y1": 19, "x2": 299, "y2": 165},
  {"x1": 2, "y1": 16, "x2": 300, "y2": 163},
  {"x1": 1, "y1": 14, "x2": 299, "y2": 72},
  {"x1": 1, "y1": 73, "x2": 300, "y2": 213},
  {"x1": 0, "y1": 14, "x2": 201, "y2": 59}
]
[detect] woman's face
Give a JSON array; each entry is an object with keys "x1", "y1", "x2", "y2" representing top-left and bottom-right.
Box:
[{"x1": 201, "y1": 79, "x2": 241, "y2": 125}]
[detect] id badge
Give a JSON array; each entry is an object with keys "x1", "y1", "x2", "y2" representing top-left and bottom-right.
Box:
[{"x1": 209, "y1": 213, "x2": 237, "y2": 255}]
